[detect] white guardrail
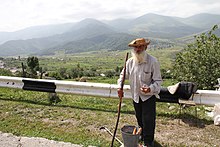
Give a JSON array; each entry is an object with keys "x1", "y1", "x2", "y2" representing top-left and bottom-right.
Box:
[{"x1": 0, "y1": 76, "x2": 219, "y2": 106}]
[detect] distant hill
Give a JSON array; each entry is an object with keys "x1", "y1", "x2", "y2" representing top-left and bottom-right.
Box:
[
  {"x1": 179, "y1": 13, "x2": 220, "y2": 29},
  {"x1": 0, "y1": 23, "x2": 75, "y2": 44},
  {"x1": 0, "y1": 19, "x2": 117, "y2": 56},
  {"x1": 126, "y1": 13, "x2": 203, "y2": 38},
  {"x1": 38, "y1": 33, "x2": 138, "y2": 55},
  {"x1": 0, "y1": 13, "x2": 220, "y2": 56},
  {"x1": 105, "y1": 13, "x2": 220, "y2": 38}
]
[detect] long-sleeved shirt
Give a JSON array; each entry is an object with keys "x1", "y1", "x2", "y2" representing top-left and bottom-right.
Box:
[{"x1": 118, "y1": 53, "x2": 162, "y2": 103}]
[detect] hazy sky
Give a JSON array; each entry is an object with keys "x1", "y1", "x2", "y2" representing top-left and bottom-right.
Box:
[{"x1": 1, "y1": 0, "x2": 220, "y2": 32}]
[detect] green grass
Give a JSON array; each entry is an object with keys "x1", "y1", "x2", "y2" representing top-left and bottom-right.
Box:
[
  {"x1": 0, "y1": 88, "x2": 133, "y2": 146},
  {"x1": 0, "y1": 87, "x2": 218, "y2": 146}
]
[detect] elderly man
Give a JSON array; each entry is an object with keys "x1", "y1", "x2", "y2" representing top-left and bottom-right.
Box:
[{"x1": 118, "y1": 38, "x2": 162, "y2": 147}]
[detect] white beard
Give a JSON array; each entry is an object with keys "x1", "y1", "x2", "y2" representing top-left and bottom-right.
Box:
[{"x1": 131, "y1": 50, "x2": 146, "y2": 63}]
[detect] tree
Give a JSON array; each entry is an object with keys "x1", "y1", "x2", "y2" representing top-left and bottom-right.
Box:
[
  {"x1": 115, "y1": 66, "x2": 123, "y2": 76},
  {"x1": 105, "y1": 70, "x2": 115, "y2": 78},
  {"x1": 27, "y1": 56, "x2": 40, "y2": 78},
  {"x1": 49, "y1": 71, "x2": 62, "y2": 80},
  {"x1": 173, "y1": 25, "x2": 220, "y2": 90},
  {"x1": 58, "y1": 68, "x2": 67, "y2": 79}
]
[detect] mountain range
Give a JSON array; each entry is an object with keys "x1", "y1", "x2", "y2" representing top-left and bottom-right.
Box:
[{"x1": 0, "y1": 13, "x2": 220, "y2": 57}]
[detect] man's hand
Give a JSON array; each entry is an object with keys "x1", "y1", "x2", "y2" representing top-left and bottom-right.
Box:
[
  {"x1": 140, "y1": 86, "x2": 151, "y2": 94},
  {"x1": 117, "y1": 89, "x2": 124, "y2": 98}
]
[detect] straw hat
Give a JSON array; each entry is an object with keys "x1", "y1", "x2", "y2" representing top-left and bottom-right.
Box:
[{"x1": 128, "y1": 38, "x2": 150, "y2": 47}]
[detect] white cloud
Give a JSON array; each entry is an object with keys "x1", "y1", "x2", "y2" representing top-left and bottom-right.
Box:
[{"x1": 0, "y1": 0, "x2": 220, "y2": 31}]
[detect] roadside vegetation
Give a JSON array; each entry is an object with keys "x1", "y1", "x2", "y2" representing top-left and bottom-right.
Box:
[{"x1": 173, "y1": 25, "x2": 220, "y2": 89}]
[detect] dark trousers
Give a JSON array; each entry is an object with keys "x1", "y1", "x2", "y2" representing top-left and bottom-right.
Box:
[{"x1": 133, "y1": 96, "x2": 156, "y2": 146}]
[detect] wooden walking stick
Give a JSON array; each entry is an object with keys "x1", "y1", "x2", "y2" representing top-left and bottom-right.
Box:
[{"x1": 111, "y1": 52, "x2": 129, "y2": 147}]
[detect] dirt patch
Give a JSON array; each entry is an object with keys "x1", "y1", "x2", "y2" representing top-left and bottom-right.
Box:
[{"x1": 155, "y1": 117, "x2": 220, "y2": 146}]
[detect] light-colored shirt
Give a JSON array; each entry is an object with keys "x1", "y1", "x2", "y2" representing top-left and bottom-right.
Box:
[{"x1": 118, "y1": 53, "x2": 162, "y2": 103}]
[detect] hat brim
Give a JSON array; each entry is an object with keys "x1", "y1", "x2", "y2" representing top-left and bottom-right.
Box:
[{"x1": 128, "y1": 40, "x2": 150, "y2": 47}]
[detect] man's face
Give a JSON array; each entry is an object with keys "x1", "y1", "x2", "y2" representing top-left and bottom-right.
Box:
[
  {"x1": 133, "y1": 45, "x2": 146, "y2": 54},
  {"x1": 131, "y1": 45, "x2": 146, "y2": 63}
]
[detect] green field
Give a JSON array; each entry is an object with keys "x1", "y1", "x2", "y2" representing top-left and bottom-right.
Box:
[{"x1": 3, "y1": 46, "x2": 181, "y2": 74}]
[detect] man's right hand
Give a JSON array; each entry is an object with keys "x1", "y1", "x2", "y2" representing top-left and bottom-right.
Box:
[{"x1": 117, "y1": 89, "x2": 124, "y2": 98}]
